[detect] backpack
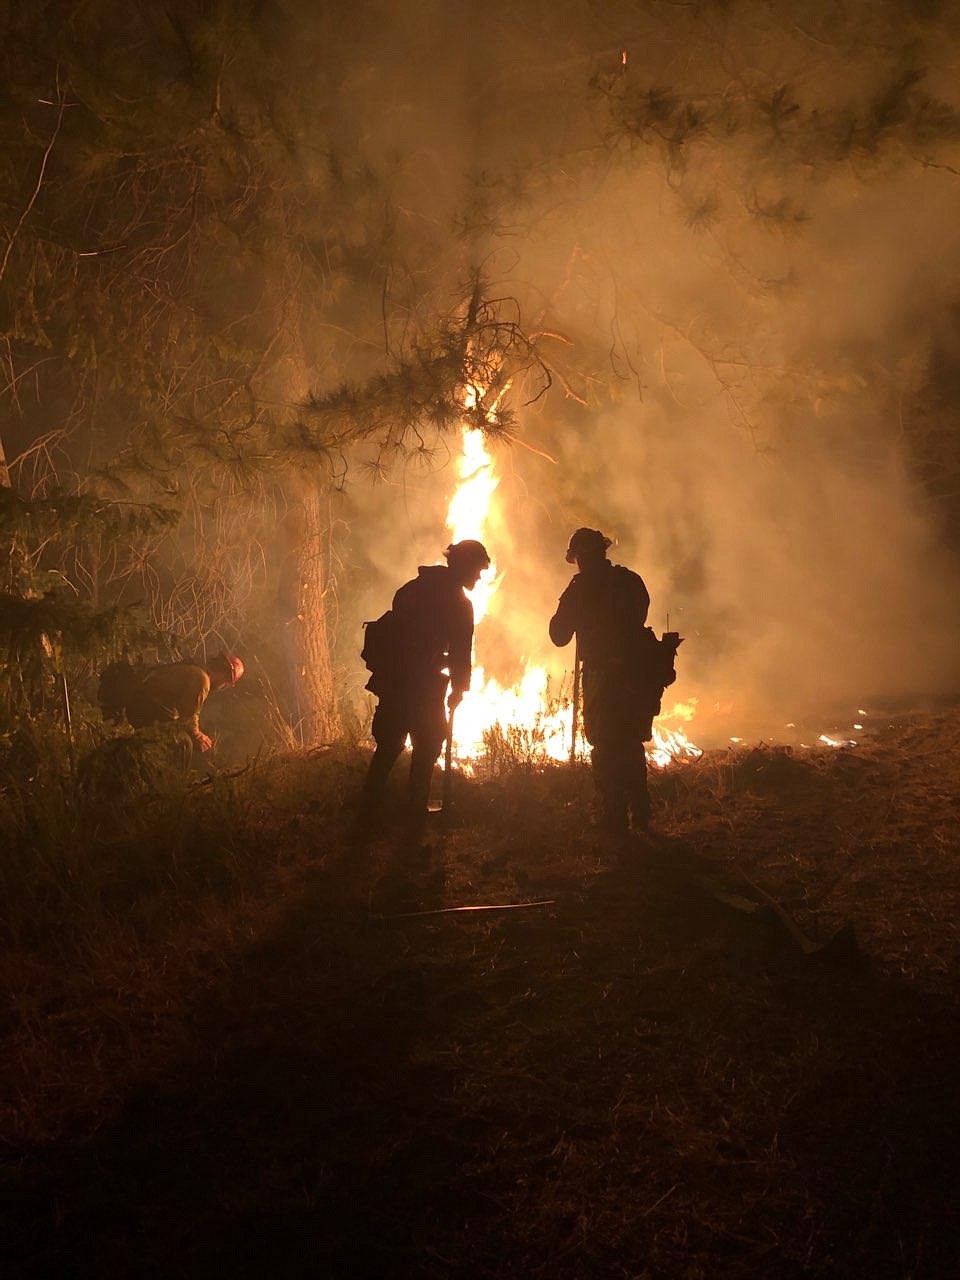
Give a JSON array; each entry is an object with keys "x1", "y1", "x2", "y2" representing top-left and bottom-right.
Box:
[
  {"x1": 634, "y1": 628, "x2": 682, "y2": 696},
  {"x1": 625, "y1": 628, "x2": 681, "y2": 739},
  {"x1": 361, "y1": 609, "x2": 400, "y2": 693}
]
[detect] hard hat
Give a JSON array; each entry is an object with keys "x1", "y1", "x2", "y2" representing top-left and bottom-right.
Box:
[
  {"x1": 565, "y1": 528, "x2": 612, "y2": 564},
  {"x1": 213, "y1": 653, "x2": 244, "y2": 685},
  {"x1": 444, "y1": 539, "x2": 491, "y2": 570}
]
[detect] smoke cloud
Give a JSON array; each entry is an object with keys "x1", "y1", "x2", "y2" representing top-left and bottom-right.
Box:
[{"x1": 321, "y1": 0, "x2": 960, "y2": 736}]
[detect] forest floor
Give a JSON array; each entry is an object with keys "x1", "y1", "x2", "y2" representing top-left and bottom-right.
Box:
[{"x1": 3, "y1": 709, "x2": 960, "y2": 1278}]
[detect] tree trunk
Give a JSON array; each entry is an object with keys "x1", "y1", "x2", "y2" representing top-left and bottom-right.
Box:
[
  {"x1": 266, "y1": 275, "x2": 341, "y2": 747},
  {"x1": 279, "y1": 488, "x2": 340, "y2": 746}
]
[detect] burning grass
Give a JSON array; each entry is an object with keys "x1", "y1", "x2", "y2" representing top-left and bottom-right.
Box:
[{"x1": 2, "y1": 710, "x2": 960, "y2": 1275}]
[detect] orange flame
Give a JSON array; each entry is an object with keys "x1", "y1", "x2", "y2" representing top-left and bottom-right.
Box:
[{"x1": 444, "y1": 405, "x2": 702, "y2": 770}]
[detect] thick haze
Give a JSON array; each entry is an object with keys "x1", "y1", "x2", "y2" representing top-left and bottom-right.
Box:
[{"x1": 324, "y1": 0, "x2": 960, "y2": 732}]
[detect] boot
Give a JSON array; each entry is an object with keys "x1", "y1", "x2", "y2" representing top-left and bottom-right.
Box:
[
  {"x1": 355, "y1": 764, "x2": 391, "y2": 842},
  {"x1": 398, "y1": 794, "x2": 430, "y2": 851},
  {"x1": 630, "y1": 794, "x2": 652, "y2": 834},
  {"x1": 597, "y1": 801, "x2": 629, "y2": 835}
]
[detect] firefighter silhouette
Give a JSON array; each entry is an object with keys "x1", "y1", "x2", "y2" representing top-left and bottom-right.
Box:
[
  {"x1": 550, "y1": 528, "x2": 680, "y2": 834},
  {"x1": 359, "y1": 539, "x2": 490, "y2": 842}
]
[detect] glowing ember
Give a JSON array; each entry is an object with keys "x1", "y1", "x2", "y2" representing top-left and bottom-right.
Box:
[{"x1": 443, "y1": 409, "x2": 702, "y2": 770}]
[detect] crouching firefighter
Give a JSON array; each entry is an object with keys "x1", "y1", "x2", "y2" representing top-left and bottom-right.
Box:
[
  {"x1": 97, "y1": 652, "x2": 245, "y2": 752},
  {"x1": 359, "y1": 539, "x2": 490, "y2": 842},
  {"x1": 549, "y1": 528, "x2": 682, "y2": 835}
]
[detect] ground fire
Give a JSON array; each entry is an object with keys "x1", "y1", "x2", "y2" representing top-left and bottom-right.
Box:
[
  {"x1": 439, "y1": 414, "x2": 862, "y2": 771},
  {"x1": 443, "y1": 416, "x2": 704, "y2": 771}
]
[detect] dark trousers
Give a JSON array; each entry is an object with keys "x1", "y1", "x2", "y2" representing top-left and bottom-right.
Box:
[
  {"x1": 583, "y1": 665, "x2": 654, "y2": 829},
  {"x1": 361, "y1": 681, "x2": 447, "y2": 831}
]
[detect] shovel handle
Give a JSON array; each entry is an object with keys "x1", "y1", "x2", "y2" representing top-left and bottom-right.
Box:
[
  {"x1": 441, "y1": 703, "x2": 456, "y2": 819},
  {"x1": 569, "y1": 638, "x2": 581, "y2": 764}
]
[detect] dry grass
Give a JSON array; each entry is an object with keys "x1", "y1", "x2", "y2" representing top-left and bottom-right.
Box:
[{"x1": 3, "y1": 711, "x2": 960, "y2": 1277}]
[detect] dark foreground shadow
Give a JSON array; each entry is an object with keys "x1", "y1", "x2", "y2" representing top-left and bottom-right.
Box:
[{"x1": 4, "y1": 835, "x2": 960, "y2": 1279}]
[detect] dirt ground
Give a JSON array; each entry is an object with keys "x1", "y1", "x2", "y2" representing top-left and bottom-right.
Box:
[{"x1": 4, "y1": 711, "x2": 960, "y2": 1278}]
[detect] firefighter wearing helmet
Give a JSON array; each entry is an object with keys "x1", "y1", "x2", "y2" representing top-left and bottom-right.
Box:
[
  {"x1": 359, "y1": 538, "x2": 491, "y2": 842},
  {"x1": 98, "y1": 651, "x2": 245, "y2": 752},
  {"x1": 550, "y1": 528, "x2": 680, "y2": 835}
]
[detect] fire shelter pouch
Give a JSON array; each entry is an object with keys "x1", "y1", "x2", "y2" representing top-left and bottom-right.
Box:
[{"x1": 361, "y1": 610, "x2": 399, "y2": 692}]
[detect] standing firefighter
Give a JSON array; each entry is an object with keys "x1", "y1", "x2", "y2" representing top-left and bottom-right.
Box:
[
  {"x1": 549, "y1": 528, "x2": 681, "y2": 834},
  {"x1": 98, "y1": 652, "x2": 245, "y2": 752},
  {"x1": 359, "y1": 539, "x2": 490, "y2": 842}
]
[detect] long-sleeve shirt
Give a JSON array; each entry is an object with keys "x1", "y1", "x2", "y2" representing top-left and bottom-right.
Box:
[
  {"x1": 549, "y1": 561, "x2": 650, "y2": 667},
  {"x1": 126, "y1": 663, "x2": 212, "y2": 742},
  {"x1": 392, "y1": 564, "x2": 474, "y2": 694}
]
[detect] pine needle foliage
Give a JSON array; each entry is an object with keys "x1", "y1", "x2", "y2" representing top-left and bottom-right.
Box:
[
  {"x1": 0, "y1": 592, "x2": 159, "y2": 663},
  {"x1": 0, "y1": 490, "x2": 178, "y2": 544},
  {"x1": 296, "y1": 287, "x2": 550, "y2": 484},
  {"x1": 599, "y1": 69, "x2": 960, "y2": 174}
]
